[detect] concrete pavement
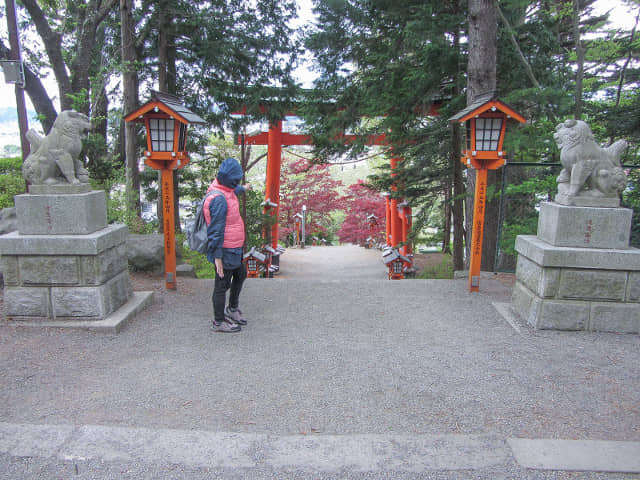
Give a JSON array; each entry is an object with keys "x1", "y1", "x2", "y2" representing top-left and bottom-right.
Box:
[{"x1": 0, "y1": 245, "x2": 638, "y2": 478}]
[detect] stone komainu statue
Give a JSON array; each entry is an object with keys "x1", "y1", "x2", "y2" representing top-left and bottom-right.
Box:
[
  {"x1": 554, "y1": 119, "x2": 627, "y2": 199},
  {"x1": 22, "y1": 110, "x2": 92, "y2": 186}
]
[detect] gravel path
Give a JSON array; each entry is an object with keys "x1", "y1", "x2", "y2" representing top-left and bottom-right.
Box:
[
  {"x1": 0, "y1": 245, "x2": 638, "y2": 478},
  {"x1": 275, "y1": 244, "x2": 389, "y2": 279}
]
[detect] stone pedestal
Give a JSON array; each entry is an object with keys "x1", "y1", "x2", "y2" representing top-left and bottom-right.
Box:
[
  {"x1": 512, "y1": 202, "x2": 640, "y2": 333},
  {"x1": 0, "y1": 189, "x2": 152, "y2": 331},
  {"x1": 15, "y1": 190, "x2": 107, "y2": 235}
]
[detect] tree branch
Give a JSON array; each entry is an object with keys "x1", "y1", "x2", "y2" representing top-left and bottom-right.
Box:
[
  {"x1": 0, "y1": 40, "x2": 57, "y2": 133},
  {"x1": 497, "y1": 4, "x2": 541, "y2": 89},
  {"x1": 20, "y1": 0, "x2": 73, "y2": 110},
  {"x1": 616, "y1": 9, "x2": 640, "y2": 107},
  {"x1": 247, "y1": 152, "x2": 267, "y2": 171}
]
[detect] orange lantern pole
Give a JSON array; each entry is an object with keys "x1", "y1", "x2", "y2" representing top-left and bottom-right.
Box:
[
  {"x1": 124, "y1": 91, "x2": 206, "y2": 290},
  {"x1": 449, "y1": 95, "x2": 526, "y2": 292},
  {"x1": 468, "y1": 167, "x2": 488, "y2": 291},
  {"x1": 160, "y1": 168, "x2": 177, "y2": 288}
]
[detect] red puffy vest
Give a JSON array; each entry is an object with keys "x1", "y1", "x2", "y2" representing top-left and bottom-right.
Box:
[{"x1": 203, "y1": 179, "x2": 245, "y2": 248}]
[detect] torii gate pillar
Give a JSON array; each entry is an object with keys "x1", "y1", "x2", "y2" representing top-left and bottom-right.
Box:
[{"x1": 265, "y1": 121, "x2": 283, "y2": 249}]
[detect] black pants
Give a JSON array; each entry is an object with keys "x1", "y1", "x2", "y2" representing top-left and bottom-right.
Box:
[{"x1": 212, "y1": 264, "x2": 247, "y2": 322}]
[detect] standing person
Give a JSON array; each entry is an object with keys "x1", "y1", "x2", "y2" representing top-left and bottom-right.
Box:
[{"x1": 204, "y1": 158, "x2": 252, "y2": 332}]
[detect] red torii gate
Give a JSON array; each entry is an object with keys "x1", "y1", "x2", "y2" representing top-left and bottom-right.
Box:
[{"x1": 236, "y1": 117, "x2": 412, "y2": 259}]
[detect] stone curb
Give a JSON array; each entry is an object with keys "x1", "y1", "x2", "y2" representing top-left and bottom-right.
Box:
[{"x1": 0, "y1": 422, "x2": 638, "y2": 474}]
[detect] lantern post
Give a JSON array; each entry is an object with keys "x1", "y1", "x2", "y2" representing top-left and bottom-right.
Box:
[
  {"x1": 293, "y1": 212, "x2": 303, "y2": 246},
  {"x1": 367, "y1": 213, "x2": 378, "y2": 248},
  {"x1": 301, "y1": 205, "x2": 307, "y2": 249},
  {"x1": 124, "y1": 91, "x2": 206, "y2": 290},
  {"x1": 450, "y1": 95, "x2": 526, "y2": 292}
]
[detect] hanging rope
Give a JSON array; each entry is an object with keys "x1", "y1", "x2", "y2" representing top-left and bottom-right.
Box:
[{"x1": 283, "y1": 147, "x2": 391, "y2": 165}]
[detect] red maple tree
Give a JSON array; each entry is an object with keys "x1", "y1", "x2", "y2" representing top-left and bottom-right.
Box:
[
  {"x1": 278, "y1": 157, "x2": 345, "y2": 242},
  {"x1": 337, "y1": 181, "x2": 386, "y2": 245}
]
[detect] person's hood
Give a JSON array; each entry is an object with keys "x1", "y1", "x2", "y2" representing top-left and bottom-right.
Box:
[{"x1": 217, "y1": 158, "x2": 243, "y2": 189}]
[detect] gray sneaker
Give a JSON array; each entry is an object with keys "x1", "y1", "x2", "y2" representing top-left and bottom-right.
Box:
[
  {"x1": 225, "y1": 306, "x2": 247, "y2": 326},
  {"x1": 211, "y1": 319, "x2": 241, "y2": 333}
]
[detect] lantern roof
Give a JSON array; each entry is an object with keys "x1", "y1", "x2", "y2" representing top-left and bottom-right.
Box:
[
  {"x1": 382, "y1": 248, "x2": 410, "y2": 265},
  {"x1": 449, "y1": 94, "x2": 526, "y2": 124},
  {"x1": 124, "y1": 90, "x2": 207, "y2": 125},
  {"x1": 244, "y1": 247, "x2": 267, "y2": 263}
]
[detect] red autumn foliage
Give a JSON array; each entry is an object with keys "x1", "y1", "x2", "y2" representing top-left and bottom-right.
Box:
[
  {"x1": 337, "y1": 181, "x2": 386, "y2": 245},
  {"x1": 278, "y1": 158, "x2": 345, "y2": 241}
]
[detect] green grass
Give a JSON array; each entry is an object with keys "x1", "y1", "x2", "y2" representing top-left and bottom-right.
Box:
[
  {"x1": 177, "y1": 233, "x2": 217, "y2": 278},
  {"x1": 417, "y1": 254, "x2": 454, "y2": 279}
]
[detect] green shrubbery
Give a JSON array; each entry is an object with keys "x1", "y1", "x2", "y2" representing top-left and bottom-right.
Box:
[
  {"x1": 176, "y1": 233, "x2": 217, "y2": 278},
  {"x1": 0, "y1": 157, "x2": 26, "y2": 209},
  {"x1": 622, "y1": 169, "x2": 640, "y2": 248}
]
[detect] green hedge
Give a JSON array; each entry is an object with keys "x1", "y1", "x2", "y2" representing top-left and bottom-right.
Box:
[
  {"x1": 0, "y1": 157, "x2": 25, "y2": 208},
  {"x1": 0, "y1": 156, "x2": 22, "y2": 175}
]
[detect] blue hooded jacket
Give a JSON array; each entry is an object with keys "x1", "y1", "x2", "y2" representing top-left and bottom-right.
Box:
[
  {"x1": 217, "y1": 157, "x2": 244, "y2": 190},
  {"x1": 206, "y1": 158, "x2": 246, "y2": 269}
]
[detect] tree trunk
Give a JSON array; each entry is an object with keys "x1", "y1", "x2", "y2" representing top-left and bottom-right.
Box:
[
  {"x1": 452, "y1": 121, "x2": 465, "y2": 271},
  {"x1": 20, "y1": 0, "x2": 73, "y2": 110},
  {"x1": 452, "y1": 27, "x2": 465, "y2": 272},
  {"x1": 71, "y1": 0, "x2": 118, "y2": 114},
  {"x1": 156, "y1": 7, "x2": 167, "y2": 233},
  {"x1": 158, "y1": 9, "x2": 169, "y2": 94},
  {"x1": 22, "y1": 65, "x2": 57, "y2": 133},
  {"x1": 615, "y1": 10, "x2": 639, "y2": 108},
  {"x1": 156, "y1": 7, "x2": 182, "y2": 233},
  {"x1": 466, "y1": 0, "x2": 497, "y2": 103},
  {"x1": 465, "y1": 0, "x2": 499, "y2": 271},
  {"x1": 572, "y1": 0, "x2": 584, "y2": 119},
  {"x1": 121, "y1": 0, "x2": 141, "y2": 216},
  {"x1": 15, "y1": 0, "x2": 116, "y2": 120},
  {"x1": 442, "y1": 179, "x2": 452, "y2": 254}
]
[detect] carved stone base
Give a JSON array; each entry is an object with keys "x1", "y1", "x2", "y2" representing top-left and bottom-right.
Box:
[
  {"x1": 512, "y1": 235, "x2": 640, "y2": 333},
  {"x1": 0, "y1": 224, "x2": 135, "y2": 322},
  {"x1": 28, "y1": 184, "x2": 92, "y2": 195},
  {"x1": 555, "y1": 192, "x2": 620, "y2": 208}
]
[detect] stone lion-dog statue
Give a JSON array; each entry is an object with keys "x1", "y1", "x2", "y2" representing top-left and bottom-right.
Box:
[
  {"x1": 554, "y1": 119, "x2": 627, "y2": 199},
  {"x1": 22, "y1": 110, "x2": 92, "y2": 185}
]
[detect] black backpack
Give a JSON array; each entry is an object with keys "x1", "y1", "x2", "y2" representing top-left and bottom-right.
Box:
[{"x1": 185, "y1": 190, "x2": 224, "y2": 254}]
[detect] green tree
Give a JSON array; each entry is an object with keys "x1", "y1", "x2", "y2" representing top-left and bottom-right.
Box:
[
  {"x1": 0, "y1": 157, "x2": 26, "y2": 209},
  {"x1": 302, "y1": 0, "x2": 468, "y2": 266}
]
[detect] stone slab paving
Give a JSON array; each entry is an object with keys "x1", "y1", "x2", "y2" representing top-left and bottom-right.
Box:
[
  {"x1": 0, "y1": 245, "x2": 638, "y2": 478},
  {"x1": 0, "y1": 423, "x2": 510, "y2": 472},
  {"x1": 509, "y1": 438, "x2": 640, "y2": 473}
]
